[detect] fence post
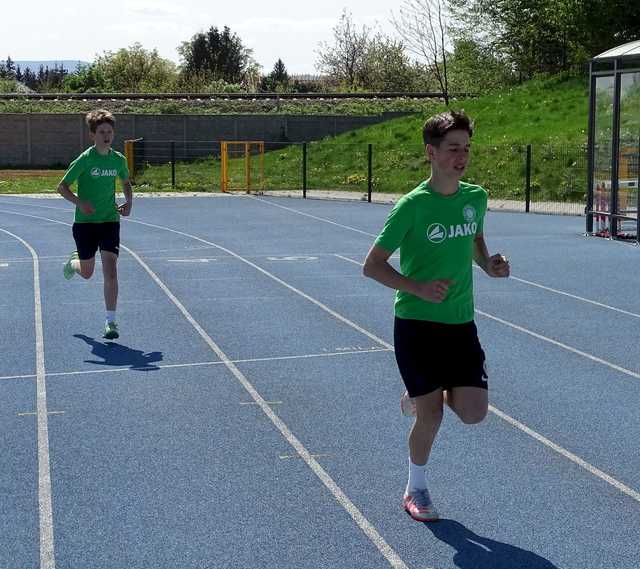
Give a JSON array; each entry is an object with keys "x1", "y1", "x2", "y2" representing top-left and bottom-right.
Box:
[
  {"x1": 525, "y1": 144, "x2": 532, "y2": 213},
  {"x1": 170, "y1": 141, "x2": 176, "y2": 188},
  {"x1": 636, "y1": 137, "x2": 640, "y2": 244},
  {"x1": 302, "y1": 142, "x2": 307, "y2": 199},
  {"x1": 367, "y1": 144, "x2": 373, "y2": 203}
]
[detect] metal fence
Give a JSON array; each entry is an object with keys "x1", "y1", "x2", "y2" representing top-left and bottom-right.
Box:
[{"x1": 128, "y1": 139, "x2": 590, "y2": 215}]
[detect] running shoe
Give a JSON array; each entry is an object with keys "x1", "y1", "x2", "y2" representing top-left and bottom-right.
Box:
[
  {"x1": 402, "y1": 488, "x2": 439, "y2": 522},
  {"x1": 63, "y1": 251, "x2": 79, "y2": 280},
  {"x1": 400, "y1": 391, "x2": 416, "y2": 417},
  {"x1": 104, "y1": 321, "x2": 119, "y2": 340}
]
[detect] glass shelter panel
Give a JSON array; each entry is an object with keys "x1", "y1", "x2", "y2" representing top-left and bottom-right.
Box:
[
  {"x1": 616, "y1": 72, "x2": 640, "y2": 237},
  {"x1": 593, "y1": 76, "x2": 615, "y2": 234}
]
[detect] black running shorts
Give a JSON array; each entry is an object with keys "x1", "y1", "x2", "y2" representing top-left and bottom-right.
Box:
[
  {"x1": 393, "y1": 317, "x2": 488, "y2": 398},
  {"x1": 72, "y1": 222, "x2": 120, "y2": 260}
]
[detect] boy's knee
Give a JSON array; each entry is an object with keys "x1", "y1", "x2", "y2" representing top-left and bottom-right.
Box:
[{"x1": 459, "y1": 407, "x2": 488, "y2": 425}]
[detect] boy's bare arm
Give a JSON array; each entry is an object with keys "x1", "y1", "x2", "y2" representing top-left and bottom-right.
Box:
[
  {"x1": 57, "y1": 181, "x2": 78, "y2": 205},
  {"x1": 363, "y1": 244, "x2": 452, "y2": 303},
  {"x1": 118, "y1": 179, "x2": 133, "y2": 216},
  {"x1": 57, "y1": 181, "x2": 95, "y2": 215},
  {"x1": 474, "y1": 234, "x2": 510, "y2": 277}
]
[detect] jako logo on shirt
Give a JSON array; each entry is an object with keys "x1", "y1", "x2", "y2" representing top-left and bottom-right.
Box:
[
  {"x1": 426, "y1": 223, "x2": 447, "y2": 243},
  {"x1": 426, "y1": 221, "x2": 478, "y2": 244},
  {"x1": 90, "y1": 167, "x2": 118, "y2": 177}
]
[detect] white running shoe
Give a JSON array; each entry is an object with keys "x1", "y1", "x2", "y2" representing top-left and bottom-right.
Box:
[{"x1": 400, "y1": 391, "x2": 416, "y2": 417}]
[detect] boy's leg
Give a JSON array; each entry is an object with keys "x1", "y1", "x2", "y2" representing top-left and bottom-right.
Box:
[
  {"x1": 403, "y1": 389, "x2": 443, "y2": 522},
  {"x1": 101, "y1": 251, "x2": 119, "y2": 339},
  {"x1": 66, "y1": 223, "x2": 97, "y2": 279},
  {"x1": 444, "y1": 387, "x2": 488, "y2": 424},
  {"x1": 410, "y1": 389, "x2": 444, "y2": 465},
  {"x1": 77, "y1": 257, "x2": 95, "y2": 279},
  {"x1": 101, "y1": 251, "x2": 118, "y2": 312}
]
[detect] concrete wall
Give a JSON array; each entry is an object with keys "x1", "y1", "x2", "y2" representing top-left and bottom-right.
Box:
[{"x1": 0, "y1": 112, "x2": 407, "y2": 168}]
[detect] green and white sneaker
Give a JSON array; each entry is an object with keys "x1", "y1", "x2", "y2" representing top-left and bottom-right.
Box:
[
  {"x1": 104, "y1": 321, "x2": 119, "y2": 340},
  {"x1": 63, "y1": 251, "x2": 79, "y2": 280}
]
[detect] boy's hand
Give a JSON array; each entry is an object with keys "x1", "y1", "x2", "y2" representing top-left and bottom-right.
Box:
[
  {"x1": 415, "y1": 279, "x2": 454, "y2": 303},
  {"x1": 78, "y1": 200, "x2": 95, "y2": 216},
  {"x1": 487, "y1": 254, "x2": 510, "y2": 278},
  {"x1": 117, "y1": 202, "x2": 132, "y2": 216}
]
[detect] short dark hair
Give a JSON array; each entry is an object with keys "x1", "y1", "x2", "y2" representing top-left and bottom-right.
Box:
[
  {"x1": 86, "y1": 109, "x2": 115, "y2": 133},
  {"x1": 422, "y1": 110, "x2": 473, "y2": 147}
]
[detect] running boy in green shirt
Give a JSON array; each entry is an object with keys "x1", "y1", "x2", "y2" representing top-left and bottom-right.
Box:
[
  {"x1": 58, "y1": 109, "x2": 133, "y2": 340},
  {"x1": 363, "y1": 110, "x2": 510, "y2": 522}
]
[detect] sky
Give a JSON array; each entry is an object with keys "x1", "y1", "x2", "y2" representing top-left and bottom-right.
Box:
[{"x1": 3, "y1": 0, "x2": 400, "y2": 75}]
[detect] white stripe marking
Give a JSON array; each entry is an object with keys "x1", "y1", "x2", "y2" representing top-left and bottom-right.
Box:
[
  {"x1": 0, "y1": 208, "x2": 408, "y2": 568},
  {"x1": 123, "y1": 244, "x2": 409, "y2": 569},
  {"x1": 167, "y1": 258, "x2": 215, "y2": 263},
  {"x1": 489, "y1": 406, "x2": 640, "y2": 502},
  {"x1": 250, "y1": 196, "x2": 375, "y2": 236},
  {"x1": 250, "y1": 199, "x2": 640, "y2": 321},
  {"x1": 334, "y1": 253, "x2": 640, "y2": 501},
  {"x1": 508, "y1": 274, "x2": 640, "y2": 320},
  {"x1": 131, "y1": 219, "x2": 395, "y2": 350},
  {"x1": 475, "y1": 310, "x2": 640, "y2": 380},
  {"x1": 0, "y1": 348, "x2": 390, "y2": 382},
  {"x1": 5, "y1": 208, "x2": 640, "y2": 525},
  {"x1": 0, "y1": 229, "x2": 56, "y2": 568}
]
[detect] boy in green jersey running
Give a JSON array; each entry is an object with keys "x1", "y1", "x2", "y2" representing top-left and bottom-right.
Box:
[
  {"x1": 57, "y1": 109, "x2": 133, "y2": 340},
  {"x1": 363, "y1": 110, "x2": 510, "y2": 522}
]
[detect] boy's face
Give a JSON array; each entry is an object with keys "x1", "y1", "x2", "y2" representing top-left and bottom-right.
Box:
[
  {"x1": 427, "y1": 129, "x2": 471, "y2": 180},
  {"x1": 90, "y1": 122, "x2": 114, "y2": 151}
]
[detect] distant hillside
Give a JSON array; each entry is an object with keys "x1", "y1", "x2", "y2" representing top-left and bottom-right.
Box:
[{"x1": 12, "y1": 60, "x2": 89, "y2": 73}]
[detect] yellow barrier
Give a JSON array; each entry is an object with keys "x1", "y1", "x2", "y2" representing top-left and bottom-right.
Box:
[{"x1": 220, "y1": 141, "x2": 264, "y2": 193}]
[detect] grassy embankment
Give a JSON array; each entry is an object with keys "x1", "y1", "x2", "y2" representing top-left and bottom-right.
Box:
[{"x1": 1, "y1": 75, "x2": 590, "y2": 201}]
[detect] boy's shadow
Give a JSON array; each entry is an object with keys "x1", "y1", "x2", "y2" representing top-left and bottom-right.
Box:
[
  {"x1": 424, "y1": 519, "x2": 560, "y2": 569},
  {"x1": 74, "y1": 334, "x2": 163, "y2": 371}
]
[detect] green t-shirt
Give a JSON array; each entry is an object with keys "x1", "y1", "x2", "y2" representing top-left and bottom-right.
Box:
[
  {"x1": 375, "y1": 180, "x2": 487, "y2": 324},
  {"x1": 61, "y1": 146, "x2": 129, "y2": 223}
]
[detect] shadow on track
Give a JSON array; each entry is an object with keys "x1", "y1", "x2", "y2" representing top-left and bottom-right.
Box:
[
  {"x1": 423, "y1": 519, "x2": 560, "y2": 569},
  {"x1": 74, "y1": 334, "x2": 163, "y2": 371}
]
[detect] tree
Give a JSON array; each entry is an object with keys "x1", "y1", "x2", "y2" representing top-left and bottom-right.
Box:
[
  {"x1": 260, "y1": 58, "x2": 290, "y2": 92},
  {"x1": 63, "y1": 63, "x2": 109, "y2": 93},
  {"x1": 315, "y1": 9, "x2": 370, "y2": 90},
  {"x1": 447, "y1": 0, "x2": 640, "y2": 79},
  {"x1": 0, "y1": 56, "x2": 15, "y2": 79},
  {"x1": 93, "y1": 43, "x2": 177, "y2": 92},
  {"x1": 446, "y1": 38, "x2": 516, "y2": 93},
  {"x1": 391, "y1": 0, "x2": 451, "y2": 102},
  {"x1": 360, "y1": 34, "x2": 425, "y2": 92},
  {"x1": 178, "y1": 26, "x2": 256, "y2": 85}
]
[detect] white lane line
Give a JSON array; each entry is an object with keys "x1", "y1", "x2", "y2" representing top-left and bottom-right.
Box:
[
  {"x1": 124, "y1": 245, "x2": 409, "y2": 569},
  {"x1": 167, "y1": 258, "x2": 216, "y2": 263},
  {"x1": 0, "y1": 209, "x2": 408, "y2": 568},
  {"x1": 335, "y1": 254, "x2": 364, "y2": 266},
  {"x1": 335, "y1": 254, "x2": 640, "y2": 380},
  {"x1": 249, "y1": 196, "x2": 376, "y2": 236},
  {"x1": 333, "y1": 253, "x2": 640, "y2": 502},
  {"x1": 250, "y1": 199, "x2": 640, "y2": 321},
  {"x1": 507, "y1": 273, "x2": 640, "y2": 320},
  {"x1": 0, "y1": 229, "x2": 56, "y2": 569},
  {"x1": 6, "y1": 210, "x2": 640, "y2": 513},
  {"x1": 131, "y1": 219, "x2": 394, "y2": 350},
  {"x1": 490, "y1": 407, "x2": 640, "y2": 502},
  {"x1": 475, "y1": 310, "x2": 640, "y2": 380},
  {"x1": 0, "y1": 348, "x2": 391, "y2": 382}
]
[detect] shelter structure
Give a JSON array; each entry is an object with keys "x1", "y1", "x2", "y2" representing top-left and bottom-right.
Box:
[{"x1": 587, "y1": 40, "x2": 640, "y2": 242}]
